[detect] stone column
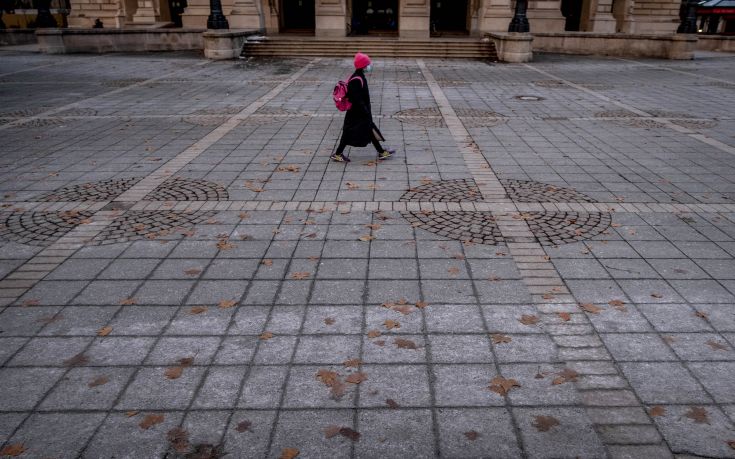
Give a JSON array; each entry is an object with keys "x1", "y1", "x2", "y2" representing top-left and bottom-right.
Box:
[
  {"x1": 526, "y1": 0, "x2": 565, "y2": 32},
  {"x1": 612, "y1": 0, "x2": 635, "y2": 32},
  {"x1": 399, "y1": 0, "x2": 429, "y2": 39},
  {"x1": 580, "y1": 0, "x2": 616, "y2": 31},
  {"x1": 478, "y1": 0, "x2": 514, "y2": 33},
  {"x1": 228, "y1": 0, "x2": 260, "y2": 28},
  {"x1": 315, "y1": 0, "x2": 346, "y2": 37}
]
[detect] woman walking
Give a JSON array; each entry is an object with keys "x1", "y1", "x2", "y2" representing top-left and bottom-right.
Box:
[{"x1": 331, "y1": 52, "x2": 395, "y2": 163}]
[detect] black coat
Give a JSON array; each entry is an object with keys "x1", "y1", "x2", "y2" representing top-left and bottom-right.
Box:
[{"x1": 340, "y1": 69, "x2": 384, "y2": 148}]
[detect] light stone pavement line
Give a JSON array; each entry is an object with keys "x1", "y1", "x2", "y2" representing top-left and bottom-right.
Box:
[
  {"x1": 419, "y1": 60, "x2": 671, "y2": 457},
  {"x1": 0, "y1": 60, "x2": 320, "y2": 306},
  {"x1": 0, "y1": 59, "x2": 212, "y2": 132},
  {"x1": 114, "y1": 59, "x2": 320, "y2": 203},
  {"x1": 0, "y1": 56, "x2": 96, "y2": 79},
  {"x1": 614, "y1": 56, "x2": 735, "y2": 85},
  {"x1": 6, "y1": 200, "x2": 735, "y2": 214},
  {"x1": 522, "y1": 63, "x2": 735, "y2": 157}
]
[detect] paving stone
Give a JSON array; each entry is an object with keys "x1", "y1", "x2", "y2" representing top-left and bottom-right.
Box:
[
  {"x1": 620, "y1": 362, "x2": 711, "y2": 404},
  {"x1": 436, "y1": 408, "x2": 521, "y2": 458},
  {"x1": 355, "y1": 409, "x2": 435, "y2": 459},
  {"x1": 6, "y1": 413, "x2": 106, "y2": 457},
  {"x1": 85, "y1": 411, "x2": 185, "y2": 458},
  {"x1": 116, "y1": 366, "x2": 206, "y2": 409},
  {"x1": 652, "y1": 405, "x2": 735, "y2": 458},
  {"x1": 270, "y1": 409, "x2": 354, "y2": 458},
  {"x1": 513, "y1": 407, "x2": 607, "y2": 459}
]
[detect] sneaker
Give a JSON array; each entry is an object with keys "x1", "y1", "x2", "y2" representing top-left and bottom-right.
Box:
[
  {"x1": 330, "y1": 153, "x2": 350, "y2": 162},
  {"x1": 378, "y1": 150, "x2": 392, "y2": 160}
]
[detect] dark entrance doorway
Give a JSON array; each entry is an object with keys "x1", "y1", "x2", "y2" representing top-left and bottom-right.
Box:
[
  {"x1": 351, "y1": 0, "x2": 398, "y2": 35},
  {"x1": 430, "y1": 0, "x2": 469, "y2": 35},
  {"x1": 282, "y1": 0, "x2": 315, "y2": 32},
  {"x1": 561, "y1": 0, "x2": 583, "y2": 31},
  {"x1": 167, "y1": 0, "x2": 186, "y2": 27}
]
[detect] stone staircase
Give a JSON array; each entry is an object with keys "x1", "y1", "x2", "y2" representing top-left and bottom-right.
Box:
[{"x1": 241, "y1": 36, "x2": 498, "y2": 60}]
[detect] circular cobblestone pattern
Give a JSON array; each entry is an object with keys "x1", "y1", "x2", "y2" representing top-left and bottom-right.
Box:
[
  {"x1": 501, "y1": 179, "x2": 596, "y2": 203},
  {"x1": 393, "y1": 108, "x2": 507, "y2": 128},
  {"x1": 55, "y1": 108, "x2": 98, "y2": 117},
  {"x1": 402, "y1": 211, "x2": 504, "y2": 245},
  {"x1": 524, "y1": 211, "x2": 612, "y2": 246},
  {"x1": 400, "y1": 179, "x2": 483, "y2": 202},
  {"x1": 35, "y1": 177, "x2": 143, "y2": 202},
  {"x1": 0, "y1": 210, "x2": 95, "y2": 246},
  {"x1": 91, "y1": 210, "x2": 217, "y2": 245},
  {"x1": 145, "y1": 177, "x2": 229, "y2": 201}
]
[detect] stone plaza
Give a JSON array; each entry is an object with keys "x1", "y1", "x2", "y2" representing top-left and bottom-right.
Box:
[{"x1": 0, "y1": 48, "x2": 734, "y2": 458}]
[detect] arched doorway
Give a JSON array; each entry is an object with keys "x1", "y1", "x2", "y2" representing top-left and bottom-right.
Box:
[
  {"x1": 430, "y1": 0, "x2": 469, "y2": 35},
  {"x1": 281, "y1": 0, "x2": 315, "y2": 33},
  {"x1": 351, "y1": 0, "x2": 398, "y2": 35}
]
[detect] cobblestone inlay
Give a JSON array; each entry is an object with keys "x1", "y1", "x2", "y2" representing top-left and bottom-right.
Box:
[
  {"x1": 13, "y1": 118, "x2": 71, "y2": 128},
  {"x1": 613, "y1": 118, "x2": 667, "y2": 129},
  {"x1": 400, "y1": 179, "x2": 484, "y2": 202},
  {"x1": 393, "y1": 107, "x2": 507, "y2": 129},
  {"x1": 670, "y1": 118, "x2": 719, "y2": 130},
  {"x1": 55, "y1": 108, "x2": 99, "y2": 117},
  {"x1": 435, "y1": 78, "x2": 470, "y2": 87},
  {"x1": 501, "y1": 179, "x2": 597, "y2": 203},
  {"x1": 144, "y1": 177, "x2": 229, "y2": 201},
  {"x1": 182, "y1": 115, "x2": 229, "y2": 126},
  {"x1": 0, "y1": 108, "x2": 48, "y2": 118},
  {"x1": 192, "y1": 106, "x2": 246, "y2": 115},
  {"x1": 35, "y1": 178, "x2": 143, "y2": 202},
  {"x1": 595, "y1": 109, "x2": 638, "y2": 118},
  {"x1": 90, "y1": 210, "x2": 217, "y2": 245},
  {"x1": 402, "y1": 210, "x2": 504, "y2": 245},
  {"x1": 0, "y1": 210, "x2": 95, "y2": 246},
  {"x1": 523, "y1": 211, "x2": 612, "y2": 246},
  {"x1": 101, "y1": 79, "x2": 148, "y2": 88}
]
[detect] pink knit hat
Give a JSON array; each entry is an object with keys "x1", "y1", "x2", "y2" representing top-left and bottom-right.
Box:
[{"x1": 354, "y1": 52, "x2": 371, "y2": 69}]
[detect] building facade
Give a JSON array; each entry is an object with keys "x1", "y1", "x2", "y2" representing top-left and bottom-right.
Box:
[{"x1": 64, "y1": 0, "x2": 682, "y2": 36}]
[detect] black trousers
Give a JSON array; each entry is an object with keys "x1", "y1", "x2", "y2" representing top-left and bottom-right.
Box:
[{"x1": 336, "y1": 132, "x2": 383, "y2": 156}]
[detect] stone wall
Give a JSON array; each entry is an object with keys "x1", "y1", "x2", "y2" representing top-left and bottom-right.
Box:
[
  {"x1": 533, "y1": 31, "x2": 697, "y2": 59},
  {"x1": 36, "y1": 28, "x2": 204, "y2": 53},
  {"x1": 0, "y1": 29, "x2": 37, "y2": 46}
]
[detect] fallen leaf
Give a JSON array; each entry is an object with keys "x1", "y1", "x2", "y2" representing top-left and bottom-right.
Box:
[
  {"x1": 464, "y1": 431, "x2": 479, "y2": 441},
  {"x1": 0, "y1": 444, "x2": 26, "y2": 457},
  {"x1": 120, "y1": 297, "x2": 137, "y2": 305},
  {"x1": 167, "y1": 427, "x2": 190, "y2": 453},
  {"x1": 491, "y1": 334, "x2": 512, "y2": 344},
  {"x1": 184, "y1": 268, "x2": 201, "y2": 276},
  {"x1": 178, "y1": 357, "x2": 194, "y2": 367},
  {"x1": 97, "y1": 326, "x2": 113, "y2": 336},
  {"x1": 579, "y1": 303, "x2": 604, "y2": 314},
  {"x1": 367, "y1": 330, "x2": 381, "y2": 339},
  {"x1": 291, "y1": 272, "x2": 310, "y2": 280},
  {"x1": 126, "y1": 411, "x2": 139, "y2": 417},
  {"x1": 551, "y1": 368, "x2": 578, "y2": 385},
  {"x1": 235, "y1": 420, "x2": 252, "y2": 433},
  {"x1": 532, "y1": 415, "x2": 560, "y2": 432},
  {"x1": 608, "y1": 299, "x2": 625, "y2": 308},
  {"x1": 384, "y1": 319, "x2": 400, "y2": 330},
  {"x1": 685, "y1": 406, "x2": 709, "y2": 424},
  {"x1": 346, "y1": 182, "x2": 360, "y2": 190},
  {"x1": 392, "y1": 305, "x2": 414, "y2": 315},
  {"x1": 338, "y1": 427, "x2": 360, "y2": 442},
  {"x1": 415, "y1": 301, "x2": 428, "y2": 309},
  {"x1": 519, "y1": 315, "x2": 539, "y2": 326},
  {"x1": 343, "y1": 359, "x2": 362, "y2": 368},
  {"x1": 649, "y1": 406, "x2": 666, "y2": 417},
  {"x1": 259, "y1": 332, "x2": 273, "y2": 340},
  {"x1": 395, "y1": 338, "x2": 417, "y2": 350},
  {"x1": 557, "y1": 312, "x2": 571, "y2": 322},
  {"x1": 218, "y1": 299, "x2": 237, "y2": 309},
  {"x1": 324, "y1": 317, "x2": 336, "y2": 325},
  {"x1": 324, "y1": 425, "x2": 341, "y2": 438},
  {"x1": 189, "y1": 306, "x2": 208, "y2": 315},
  {"x1": 489, "y1": 376, "x2": 520, "y2": 396},
  {"x1": 727, "y1": 440, "x2": 735, "y2": 450},
  {"x1": 358, "y1": 235, "x2": 375, "y2": 242},
  {"x1": 448, "y1": 266, "x2": 461, "y2": 275},
  {"x1": 164, "y1": 366, "x2": 183, "y2": 380},
  {"x1": 276, "y1": 165, "x2": 300, "y2": 173},
  {"x1": 216, "y1": 238, "x2": 236, "y2": 250},
  {"x1": 88, "y1": 376, "x2": 109, "y2": 388},
  {"x1": 694, "y1": 310, "x2": 709, "y2": 319},
  {"x1": 373, "y1": 340, "x2": 386, "y2": 347},
  {"x1": 21, "y1": 299, "x2": 40, "y2": 307},
  {"x1": 64, "y1": 352, "x2": 89, "y2": 367},
  {"x1": 345, "y1": 372, "x2": 368, "y2": 384},
  {"x1": 365, "y1": 224, "x2": 382, "y2": 230},
  {"x1": 396, "y1": 298, "x2": 409, "y2": 305},
  {"x1": 280, "y1": 448, "x2": 299, "y2": 459},
  {"x1": 316, "y1": 369, "x2": 340, "y2": 387},
  {"x1": 139, "y1": 414, "x2": 165, "y2": 430},
  {"x1": 542, "y1": 293, "x2": 555, "y2": 300},
  {"x1": 706, "y1": 339, "x2": 727, "y2": 351},
  {"x1": 386, "y1": 399, "x2": 400, "y2": 408}
]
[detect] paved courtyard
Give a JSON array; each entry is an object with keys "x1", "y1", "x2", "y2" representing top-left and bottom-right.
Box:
[{"x1": 0, "y1": 47, "x2": 734, "y2": 458}]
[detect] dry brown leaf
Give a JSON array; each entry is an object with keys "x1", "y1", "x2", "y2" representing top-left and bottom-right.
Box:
[
  {"x1": 551, "y1": 368, "x2": 578, "y2": 385},
  {"x1": 218, "y1": 299, "x2": 237, "y2": 309},
  {"x1": 395, "y1": 338, "x2": 417, "y2": 350},
  {"x1": 21, "y1": 299, "x2": 40, "y2": 307},
  {"x1": 139, "y1": 413, "x2": 165, "y2": 430},
  {"x1": 167, "y1": 427, "x2": 190, "y2": 453},
  {"x1": 346, "y1": 182, "x2": 360, "y2": 190},
  {"x1": 365, "y1": 224, "x2": 382, "y2": 230},
  {"x1": 727, "y1": 440, "x2": 735, "y2": 450},
  {"x1": 384, "y1": 319, "x2": 400, "y2": 330},
  {"x1": 120, "y1": 297, "x2": 137, "y2": 305},
  {"x1": 0, "y1": 444, "x2": 26, "y2": 457},
  {"x1": 695, "y1": 310, "x2": 709, "y2": 319},
  {"x1": 235, "y1": 420, "x2": 252, "y2": 433},
  {"x1": 189, "y1": 306, "x2": 208, "y2": 315},
  {"x1": 542, "y1": 293, "x2": 555, "y2": 300},
  {"x1": 178, "y1": 357, "x2": 194, "y2": 367},
  {"x1": 280, "y1": 448, "x2": 299, "y2": 459},
  {"x1": 519, "y1": 315, "x2": 539, "y2": 326},
  {"x1": 324, "y1": 425, "x2": 341, "y2": 439},
  {"x1": 367, "y1": 330, "x2": 381, "y2": 339},
  {"x1": 489, "y1": 376, "x2": 520, "y2": 396},
  {"x1": 386, "y1": 398, "x2": 400, "y2": 408},
  {"x1": 324, "y1": 317, "x2": 336, "y2": 326},
  {"x1": 260, "y1": 259, "x2": 274, "y2": 267},
  {"x1": 557, "y1": 312, "x2": 571, "y2": 322},
  {"x1": 184, "y1": 268, "x2": 201, "y2": 276},
  {"x1": 608, "y1": 299, "x2": 625, "y2": 308},
  {"x1": 392, "y1": 305, "x2": 414, "y2": 316},
  {"x1": 88, "y1": 376, "x2": 109, "y2": 388},
  {"x1": 396, "y1": 298, "x2": 409, "y2": 305},
  {"x1": 259, "y1": 331, "x2": 274, "y2": 340},
  {"x1": 415, "y1": 301, "x2": 428, "y2": 309},
  {"x1": 464, "y1": 431, "x2": 479, "y2": 441},
  {"x1": 532, "y1": 415, "x2": 560, "y2": 432},
  {"x1": 651, "y1": 292, "x2": 663, "y2": 299},
  {"x1": 685, "y1": 406, "x2": 710, "y2": 424},
  {"x1": 291, "y1": 272, "x2": 310, "y2": 280},
  {"x1": 164, "y1": 366, "x2": 183, "y2": 380},
  {"x1": 64, "y1": 352, "x2": 89, "y2": 367},
  {"x1": 345, "y1": 372, "x2": 368, "y2": 384},
  {"x1": 491, "y1": 334, "x2": 512, "y2": 344},
  {"x1": 358, "y1": 235, "x2": 375, "y2": 242},
  {"x1": 316, "y1": 369, "x2": 339, "y2": 387},
  {"x1": 649, "y1": 406, "x2": 666, "y2": 417},
  {"x1": 339, "y1": 427, "x2": 360, "y2": 442},
  {"x1": 239, "y1": 212, "x2": 250, "y2": 219},
  {"x1": 579, "y1": 303, "x2": 604, "y2": 314},
  {"x1": 216, "y1": 238, "x2": 236, "y2": 250},
  {"x1": 448, "y1": 266, "x2": 461, "y2": 276},
  {"x1": 97, "y1": 326, "x2": 113, "y2": 337},
  {"x1": 343, "y1": 359, "x2": 362, "y2": 368},
  {"x1": 706, "y1": 339, "x2": 728, "y2": 351},
  {"x1": 126, "y1": 411, "x2": 139, "y2": 417}
]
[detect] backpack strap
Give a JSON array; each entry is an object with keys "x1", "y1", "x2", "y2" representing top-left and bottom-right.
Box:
[{"x1": 348, "y1": 75, "x2": 364, "y2": 87}]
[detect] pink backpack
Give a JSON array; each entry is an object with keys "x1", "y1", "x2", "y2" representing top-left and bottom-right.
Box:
[{"x1": 333, "y1": 76, "x2": 364, "y2": 111}]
